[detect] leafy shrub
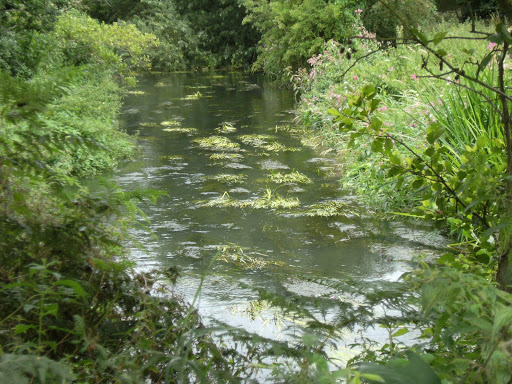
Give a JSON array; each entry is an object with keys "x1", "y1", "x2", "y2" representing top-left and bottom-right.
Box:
[
  {"x1": 363, "y1": 0, "x2": 438, "y2": 41},
  {"x1": 242, "y1": 0, "x2": 359, "y2": 78}
]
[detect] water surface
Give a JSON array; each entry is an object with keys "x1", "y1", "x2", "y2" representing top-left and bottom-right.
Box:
[{"x1": 117, "y1": 72, "x2": 445, "y2": 341}]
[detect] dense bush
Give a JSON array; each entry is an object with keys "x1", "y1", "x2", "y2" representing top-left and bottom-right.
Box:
[
  {"x1": 242, "y1": 0, "x2": 359, "y2": 79},
  {"x1": 362, "y1": 0, "x2": 438, "y2": 41}
]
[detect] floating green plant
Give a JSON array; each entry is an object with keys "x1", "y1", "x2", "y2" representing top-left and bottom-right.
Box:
[
  {"x1": 160, "y1": 155, "x2": 184, "y2": 161},
  {"x1": 155, "y1": 81, "x2": 167, "y2": 87},
  {"x1": 249, "y1": 189, "x2": 300, "y2": 209},
  {"x1": 273, "y1": 125, "x2": 300, "y2": 134},
  {"x1": 160, "y1": 120, "x2": 181, "y2": 127},
  {"x1": 126, "y1": 90, "x2": 146, "y2": 95},
  {"x1": 139, "y1": 122, "x2": 159, "y2": 128},
  {"x1": 162, "y1": 127, "x2": 198, "y2": 134},
  {"x1": 214, "y1": 122, "x2": 237, "y2": 134},
  {"x1": 180, "y1": 91, "x2": 203, "y2": 100},
  {"x1": 262, "y1": 142, "x2": 300, "y2": 152},
  {"x1": 193, "y1": 136, "x2": 240, "y2": 151},
  {"x1": 199, "y1": 189, "x2": 299, "y2": 210},
  {"x1": 185, "y1": 85, "x2": 211, "y2": 89},
  {"x1": 217, "y1": 244, "x2": 284, "y2": 269},
  {"x1": 209, "y1": 153, "x2": 243, "y2": 161},
  {"x1": 267, "y1": 170, "x2": 312, "y2": 184},
  {"x1": 210, "y1": 174, "x2": 246, "y2": 184}
]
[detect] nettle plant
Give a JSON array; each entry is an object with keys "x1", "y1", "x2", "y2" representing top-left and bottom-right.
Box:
[{"x1": 329, "y1": 13, "x2": 512, "y2": 289}]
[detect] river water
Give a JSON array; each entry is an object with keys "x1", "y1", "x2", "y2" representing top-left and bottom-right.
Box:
[{"x1": 116, "y1": 72, "x2": 446, "y2": 348}]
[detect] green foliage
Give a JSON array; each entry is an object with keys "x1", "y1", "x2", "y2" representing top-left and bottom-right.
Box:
[
  {"x1": 174, "y1": 0, "x2": 261, "y2": 68},
  {"x1": 83, "y1": 0, "x2": 200, "y2": 71},
  {"x1": 0, "y1": 0, "x2": 73, "y2": 77},
  {"x1": 242, "y1": 0, "x2": 359, "y2": 78},
  {"x1": 50, "y1": 10, "x2": 157, "y2": 78},
  {"x1": 363, "y1": 0, "x2": 438, "y2": 41}
]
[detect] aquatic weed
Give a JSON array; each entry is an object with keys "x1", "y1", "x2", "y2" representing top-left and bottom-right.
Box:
[
  {"x1": 209, "y1": 153, "x2": 243, "y2": 161},
  {"x1": 267, "y1": 170, "x2": 312, "y2": 184},
  {"x1": 193, "y1": 136, "x2": 241, "y2": 151},
  {"x1": 161, "y1": 119, "x2": 181, "y2": 127},
  {"x1": 210, "y1": 174, "x2": 247, "y2": 184},
  {"x1": 162, "y1": 127, "x2": 198, "y2": 134},
  {"x1": 214, "y1": 122, "x2": 237, "y2": 133},
  {"x1": 217, "y1": 244, "x2": 285, "y2": 269}
]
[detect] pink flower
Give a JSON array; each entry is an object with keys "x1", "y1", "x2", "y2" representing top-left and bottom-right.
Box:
[
  {"x1": 355, "y1": 8, "x2": 363, "y2": 14},
  {"x1": 352, "y1": 76, "x2": 359, "y2": 80},
  {"x1": 410, "y1": 74, "x2": 417, "y2": 80},
  {"x1": 488, "y1": 42, "x2": 497, "y2": 51}
]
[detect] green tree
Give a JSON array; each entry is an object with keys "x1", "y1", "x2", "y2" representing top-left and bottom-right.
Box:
[
  {"x1": 174, "y1": 0, "x2": 261, "y2": 68},
  {"x1": 242, "y1": 0, "x2": 359, "y2": 78}
]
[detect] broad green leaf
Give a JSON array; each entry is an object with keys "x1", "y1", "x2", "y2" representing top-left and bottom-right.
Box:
[
  {"x1": 411, "y1": 28, "x2": 429, "y2": 46},
  {"x1": 412, "y1": 178, "x2": 425, "y2": 189},
  {"x1": 433, "y1": 32, "x2": 447, "y2": 45},
  {"x1": 436, "y1": 49, "x2": 447, "y2": 57},
  {"x1": 368, "y1": 118, "x2": 383, "y2": 132},
  {"x1": 496, "y1": 23, "x2": 512, "y2": 44},
  {"x1": 392, "y1": 328, "x2": 410, "y2": 337},
  {"x1": 479, "y1": 52, "x2": 495, "y2": 72},
  {"x1": 53, "y1": 280, "x2": 86, "y2": 298},
  {"x1": 43, "y1": 303, "x2": 59, "y2": 317},
  {"x1": 14, "y1": 324, "x2": 37, "y2": 335},
  {"x1": 327, "y1": 108, "x2": 340, "y2": 116}
]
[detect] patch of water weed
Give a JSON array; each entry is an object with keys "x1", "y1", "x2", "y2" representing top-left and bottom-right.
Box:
[
  {"x1": 214, "y1": 122, "x2": 237, "y2": 134},
  {"x1": 155, "y1": 80, "x2": 167, "y2": 87},
  {"x1": 267, "y1": 170, "x2": 312, "y2": 184},
  {"x1": 180, "y1": 91, "x2": 204, "y2": 100},
  {"x1": 126, "y1": 90, "x2": 146, "y2": 95},
  {"x1": 273, "y1": 124, "x2": 300, "y2": 134},
  {"x1": 185, "y1": 85, "x2": 211, "y2": 89},
  {"x1": 200, "y1": 190, "x2": 300, "y2": 210},
  {"x1": 262, "y1": 142, "x2": 300, "y2": 152},
  {"x1": 161, "y1": 120, "x2": 181, "y2": 127},
  {"x1": 193, "y1": 136, "x2": 240, "y2": 151},
  {"x1": 140, "y1": 122, "x2": 159, "y2": 128},
  {"x1": 160, "y1": 155, "x2": 184, "y2": 161},
  {"x1": 299, "y1": 201, "x2": 357, "y2": 217},
  {"x1": 209, "y1": 153, "x2": 243, "y2": 161},
  {"x1": 162, "y1": 127, "x2": 199, "y2": 134},
  {"x1": 217, "y1": 244, "x2": 285, "y2": 269},
  {"x1": 230, "y1": 300, "x2": 286, "y2": 330},
  {"x1": 210, "y1": 174, "x2": 246, "y2": 184}
]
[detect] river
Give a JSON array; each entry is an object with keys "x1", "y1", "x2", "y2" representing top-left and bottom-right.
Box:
[{"x1": 116, "y1": 71, "x2": 446, "y2": 351}]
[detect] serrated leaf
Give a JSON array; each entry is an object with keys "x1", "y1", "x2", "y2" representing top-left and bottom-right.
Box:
[{"x1": 14, "y1": 324, "x2": 37, "y2": 335}]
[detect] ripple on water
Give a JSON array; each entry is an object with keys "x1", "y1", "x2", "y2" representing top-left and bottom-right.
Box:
[
  {"x1": 224, "y1": 163, "x2": 252, "y2": 169},
  {"x1": 258, "y1": 159, "x2": 289, "y2": 170}
]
